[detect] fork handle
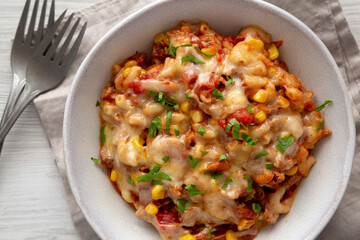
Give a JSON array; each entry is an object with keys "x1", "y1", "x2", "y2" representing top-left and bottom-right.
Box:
[{"x1": 0, "y1": 84, "x2": 40, "y2": 153}]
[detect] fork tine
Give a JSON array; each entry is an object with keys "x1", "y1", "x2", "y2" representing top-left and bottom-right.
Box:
[
  {"x1": 14, "y1": 0, "x2": 31, "y2": 43},
  {"x1": 61, "y1": 22, "x2": 87, "y2": 70},
  {"x1": 24, "y1": 0, "x2": 39, "y2": 45},
  {"x1": 53, "y1": 17, "x2": 80, "y2": 63},
  {"x1": 34, "y1": 0, "x2": 47, "y2": 45},
  {"x1": 45, "y1": 13, "x2": 74, "y2": 59},
  {"x1": 36, "y1": 10, "x2": 67, "y2": 54},
  {"x1": 47, "y1": 0, "x2": 55, "y2": 28}
]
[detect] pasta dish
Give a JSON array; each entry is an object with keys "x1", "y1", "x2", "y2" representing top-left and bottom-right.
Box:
[{"x1": 95, "y1": 20, "x2": 331, "y2": 240}]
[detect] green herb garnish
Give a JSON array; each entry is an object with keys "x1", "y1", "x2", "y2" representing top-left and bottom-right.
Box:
[
  {"x1": 243, "y1": 175, "x2": 253, "y2": 193},
  {"x1": 225, "y1": 75, "x2": 235, "y2": 86},
  {"x1": 176, "y1": 199, "x2": 189, "y2": 213},
  {"x1": 218, "y1": 155, "x2": 228, "y2": 161},
  {"x1": 225, "y1": 123, "x2": 232, "y2": 133},
  {"x1": 166, "y1": 110, "x2": 173, "y2": 134},
  {"x1": 316, "y1": 120, "x2": 324, "y2": 132},
  {"x1": 314, "y1": 100, "x2": 332, "y2": 111},
  {"x1": 196, "y1": 126, "x2": 206, "y2": 136},
  {"x1": 212, "y1": 88, "x2": 224, "y2": 100},
  {"x1": 195, "y1": 45, "x2": 215, "y2": 58},
  {"x1": 146, "y1": 90, "x2": 157, "y2": 95},
  {"x1": 151, "y1": 179, "x2": 163, "y2": 185},
  {"x1": 239, "y1": 122, "x2": 248, "y2": 130},
  {"x1": 254, "y1": 150, "x2": 269, "y2": 160},
  {"x1": 187, "y1": 155, "x2": 202, "y2": 169},
  {"x1": 186, "y1": 93, "x2": 192, "y2": 100},
  {"x1": 221, "y1": 178, "x2": 233, "y2": 189},
  {"x1": 241, "y1": 132, "x2": 257, "y2": 145},
  {"x1": 181, "y1": 55, "x2": 205, "y2": 64},
  {"x1": 96, "y1": 101, "x2": 100, "y2": 107},
  {"x1": 247, "y1": 104, "x2": 253, "y2": 113},
  {"x1": 174, "y1": 127, "x2": 180, "y2": 136},
  {"x1": 209, "y1": 228, "x2": 217, "y2": 239},
  {"x1": 154, "y1": 92, "x2": 178, "y2": 109},
  {"x1": 252, "y1": 203, "x2": 262, "y2": 213},
  {"x1": 201, "y1": 150, "x2": 209, "y2": 156},
  {"x1": 100, "y1": 126, "x2": 106, "y2": 146},
  {"x1": 265, "y1": 163, "x2": 274, "y2": 170},
  {"x1": 276, "y1": 134, "x2": 294, "y2": 154},
  {"x1": 148, "y1": 117, "x2": 162, "y2": 138},
  {"x1": 162, "y1": 156, "x2": 169, "y2": 163},
  {"x1": 137, "y1": 165, "x2": 172, "y2": 183},
  {"x1": 168, "y1": 44, "x2": 193, "y2": 58},
  {"x1": 185, "y1": 184, "x2": 206, "y2": 197},
  {"x1": 90, "y1": 157, "x2": 101, "y2": 163},
  {"x1": 206, "y1": 170, "x2": 222, "y2": 181},
  {"x1": 127, "y1": 177, "x2": 135, "y2": 186}
]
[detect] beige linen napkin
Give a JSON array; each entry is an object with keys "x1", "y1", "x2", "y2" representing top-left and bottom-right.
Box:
[{"x1": 33, "y1": 0, "x2": 360, "y2": 239}]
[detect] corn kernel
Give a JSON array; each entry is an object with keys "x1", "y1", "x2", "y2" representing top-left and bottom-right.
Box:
[
  {"x1": 255, "y1": 111, "x2": 267, "y2": 123},
  {"x1": 110, "y1": 169, "x2": 118, "y2": 182},
  {"x1": 123, "y1": 67, "x2": 132, "y2": 78},
  {"x1": 112, "y1": 64, "x2": 121, "y2": 75},
  {"x1": 140, "y1": 69, "x2": 146, "y2": 77},
  {"x1": 225, "y1": 230, "x2": 237, "y2": 240},
  {"x1": 278, "y1": 96, "x2": 290, "y2": 109},
  {"x1": 124, "y1": 60, "x2": 138, "y2": 68},
  {"x1": 151, "y1": 185, "x2": 165, "y2": 200},
  {"x1": 145, "y1": 203, "x2": 158, "y2": 216},
  {"x1": 285, "y1": 166, "x2": 298, "y2": 176},
  {"x1": 268, "y1": 43, "x2": 279, "y2": 61},
  {"x1": 163, "y1": 35, "x2": 170, "y2": 45},
  {"x1": 190, "y1": 110, "x2": 203, "y2": 123},
  {"x1": 247, "y1": 38, "x2": 264, "y2": 50},
  {"x1": 237, "y1": 219, "x2": 255, "y2": 231},
  {"x1": 131, "y1": 172, "x2": 137, "y2": 183},
  {"x1": 131, "y1": 136, "x2": 144, "y2": 149},
  {"x1": 180, "y1": 102, "x2": 190, "y2": 113},
  {"x1": 180, "y1": 234, "x2": 196, "y2": 240},
  {"x1": 154, "y1": 32, "x2": 165, "y2": 44},
  {"x1": 201, "y1": 47, "x2": 217, "y2": 56},
  {"x1": 253, "y1": 89, "x2": 268, "y2": 103}
]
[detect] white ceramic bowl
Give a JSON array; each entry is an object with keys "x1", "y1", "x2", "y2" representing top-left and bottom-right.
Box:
[{"x1": 63, "y1": 0, "x2": 356, "y2": 239}]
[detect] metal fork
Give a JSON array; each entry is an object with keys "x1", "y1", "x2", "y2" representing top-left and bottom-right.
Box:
[
  {"x1": 0, "y1": 0, "x2": 55, "y2": 150},
  {"x1": 0, "y1": 5, "x2": 87, "y2": 153}
]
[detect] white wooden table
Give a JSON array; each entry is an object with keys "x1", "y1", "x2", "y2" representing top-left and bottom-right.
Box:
[{"x1": 0, "y1": 0, "x2": 359, "y2": 239}]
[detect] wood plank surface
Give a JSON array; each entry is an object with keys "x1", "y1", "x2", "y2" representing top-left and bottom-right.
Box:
[{"x1": 0, "y1": 0, "x2": 358, "y2": 239}]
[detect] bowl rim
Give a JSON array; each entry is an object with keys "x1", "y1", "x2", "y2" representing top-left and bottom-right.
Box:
[{"x1": 63, "y1": 0, "x2": 356, "y2": 239}]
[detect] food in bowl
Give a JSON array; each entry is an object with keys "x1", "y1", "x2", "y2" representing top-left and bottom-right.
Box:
[{"x1": 96, "y1": 20, "x2": 331, "y2": 240}]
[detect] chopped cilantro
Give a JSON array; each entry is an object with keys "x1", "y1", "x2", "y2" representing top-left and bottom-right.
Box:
[
  {"x1": 252, "y1": 203, "x2": 262, "y2": 213},
  {"x1": 247, "y1": 104, "x2": 253, "y2": 113},
  {"x1": 243, "y1": 175, "x2": 253, "y2": 193},
  {"x1": 314, "y1": 100, "x2": 332, "y2": 111},
  {"x1": 166, "y1": 110, "x2": 173, "y2": 134},
  {"x1": 90, "y1": 157, "x2": 101, "y2": 163},
  {"x1": 212, "y1": 88, "x2": 224, "y2": 100},
  {"x1": 218, "y1": 155, "x2": 228, "y2": 161},
  {"x1": 221, "y1": 178, "x2": 233, "y2": 189},
  {"x1": 146, "y1": 90, "x2": 157, "y2": 95},
  {"x1": 195, "y1": 46, "x2": 215, "y2": 58},
  {"x1": 254, "y1": 150, "x2": 269, "y2": 160},
  {"x1": 176, "y1": 199, "x2": 189, "y2": 213},
  {"x1": 174, "y1": 127, "x2": 180, "y2": 136},
  {"x1": 181, "y1": 55, "x2": 205, "y2": 64},
  {"x1": 225, "y1": 75, "x2": 235, "y2": 86},
  {"x1": 151, "y1": 179, "x2": 163, "y2": 185},
  {"x1": 316, "y1": 120, "x2": 324, "y2": 132},
  {"x1": 206, "y1": 170, "x2": 222, "y2": 181},
  {"x1": 185, "y1": 184, "x2": 206, "y2": 197},
  {"x1": 137, "y1": 165, "x2": 172, "y2": 183},
  {"x1": 209, "y1": 228, "x2": 217, "y2": 239},
  {"x1": 266, "y1": 163, "x2": 274, "y2": 170},
  {"x1": 186, "y1": 93, "x2": 192, "y2": 100},
  {"x1": 96, "y1": 101, "x2": 100, "y2": 107},
  {"x1": 196, "y1": 125, "x2": 206, "y2": 136},
  {"x1": 187, "y1": 155, "x2": 202, "y2": 169},
  {"x1": 148, "y1": 117, "x2": 162, "y2": 138},
  {"x1": 201, "y1": 150, "x2": 209, "y2": 156},
  {"x1": 239, "y1": 122, "x2": 248, "y2": 130},
  {"x1": 100, "y1": 126, "x2": 106, "y2": 146},
  {"x1": 127, "y1": 177, "x2": 135, "y2": 186},
  {"x1": 276, "y1": 134, "x2": 294, "y2": 154},
  {"x1": 168, "y1": 44, "x2": 193, "y2": 58},
  {"x1": 162, "y1": 156, "x2": 169, "y2": 163}
]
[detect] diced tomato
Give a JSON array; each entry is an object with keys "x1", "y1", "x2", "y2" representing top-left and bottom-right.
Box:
[
  {"x1": 218, "y1": 119, "x2": 227, "y2": 129},
  {"x1": 228, "y1": 108, "x2": 254, "y2": 125},
  {"x1": 127, "y1": 80, "x2": 145, "y2": 94},
  {"x1": 156, "y1": 212, "x2": 180, "y2": 224}
]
